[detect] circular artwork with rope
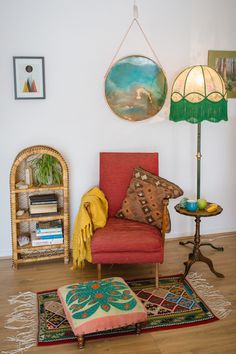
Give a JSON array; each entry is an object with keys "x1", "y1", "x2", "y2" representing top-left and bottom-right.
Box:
[{"x1": 105, "y1": 55, "x2": 167, "y2": 121}]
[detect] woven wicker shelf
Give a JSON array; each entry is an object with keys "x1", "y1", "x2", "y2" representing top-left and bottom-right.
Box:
[
  {"x1": 13, "y1": 184, "x2": 65, "y2": 193},
  {"x1": 10, "y1": 145, "x2": 70, "y2": 269},
  {"x1": 16, "y1": 208, "x2": 65, "y2": 223},
  {"x1": 17, "y1": 244, "x2": 65, "y2": 253},
  {"x1": 17, "y1": 254, "x2": 65, "y2": 263}
]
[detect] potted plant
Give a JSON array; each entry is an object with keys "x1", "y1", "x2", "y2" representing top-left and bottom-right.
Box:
[{"x1": 30, "y1": 154, "x2": 62, "y2": 185}]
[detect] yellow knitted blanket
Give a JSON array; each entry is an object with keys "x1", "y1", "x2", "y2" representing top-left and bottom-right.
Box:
[{"x1": 72, "y1": 187, "x2": 108, "y2": 270}]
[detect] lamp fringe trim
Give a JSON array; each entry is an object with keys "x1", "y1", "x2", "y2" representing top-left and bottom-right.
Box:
[
  {"x1": 169, "y1": 98, "x2": 228, "y2": 123},
  {"x1": 2, "y1": 291, "x2": 37, "y2": 354},
  {"x1": 187, "y1": 272, "x2": 232, "y2": 319}
]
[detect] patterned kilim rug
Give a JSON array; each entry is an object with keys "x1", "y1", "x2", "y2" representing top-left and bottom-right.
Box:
[
  {"x1": 37, "y1": 273, "x2": 229, "y2": 345},
  {"x1": 3, "y1": 273, "x2": 231, "y2": 353}
]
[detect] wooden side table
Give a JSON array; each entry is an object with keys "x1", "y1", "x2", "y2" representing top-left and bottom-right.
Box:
[{"x1": 175, "y1": 204, "x2": 224, "y2": 278}]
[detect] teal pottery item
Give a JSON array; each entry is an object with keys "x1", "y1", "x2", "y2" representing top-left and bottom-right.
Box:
[
  {"x1": 179, "y1": 197, "x2": 188, "y2": 208},
  {"x1": 186, "y1": 200, "x2": 198, "y2": 212}
]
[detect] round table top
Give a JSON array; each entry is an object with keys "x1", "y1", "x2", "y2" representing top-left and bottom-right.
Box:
[{"x1": 175, "y1": 203, "x2": 223, "y2": 218}]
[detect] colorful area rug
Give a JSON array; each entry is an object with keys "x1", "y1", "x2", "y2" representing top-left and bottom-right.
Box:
[
  {"x1": 37, "y1": 273, "x2": 225, "y2": 345},
  {"x1": 3, "y1": 273, "x2": 231, "y2": 353}
]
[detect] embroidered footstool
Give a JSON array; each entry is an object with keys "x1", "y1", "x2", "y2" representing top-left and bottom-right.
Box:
[{"x1": 58, "y1": 277, "x2": 147, "y2": 348}]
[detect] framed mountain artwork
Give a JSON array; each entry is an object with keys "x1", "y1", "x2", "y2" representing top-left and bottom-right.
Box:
[{"x1": 13, "y1": 56, "x2": 45, "y2": 99}]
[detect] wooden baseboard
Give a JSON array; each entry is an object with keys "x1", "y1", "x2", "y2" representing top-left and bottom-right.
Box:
[{"x1": 166, "y1": 230, "x2": 236, "y2": 241}]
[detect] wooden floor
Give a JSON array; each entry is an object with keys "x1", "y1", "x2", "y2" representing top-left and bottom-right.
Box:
[{"x1": 0, "y1": 233, "x2": 236, "y2": 354}]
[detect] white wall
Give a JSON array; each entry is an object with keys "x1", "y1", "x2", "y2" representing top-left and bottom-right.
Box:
[{"x1": 0, "y1": 0, "x2": 235, "y2": 257}]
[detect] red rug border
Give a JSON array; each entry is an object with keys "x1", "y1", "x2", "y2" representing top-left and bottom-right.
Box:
[
  {"x1": 38, "y1": 316, "x2": 219, "y2": 346},
  {"x1": 37, "y1": 274, "x2": 219, "y2": 346}
]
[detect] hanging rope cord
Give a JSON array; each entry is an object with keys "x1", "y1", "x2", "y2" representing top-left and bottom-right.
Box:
[{"x1": 104, "y1": 3, "x2": 166, "y2": 79}]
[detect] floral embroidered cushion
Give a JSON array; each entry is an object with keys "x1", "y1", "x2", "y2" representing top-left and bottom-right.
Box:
[
  {"x1": 116, "y1": 167, "x2": 183, "y2": 232},
  {"x1": 58, "y1": 277, "x2": 147, "y2": 336}
]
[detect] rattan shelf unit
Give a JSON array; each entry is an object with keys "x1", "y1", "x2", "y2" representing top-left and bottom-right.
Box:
[{"x1": 10, "y1": 145, "x2": 70, "y2": 268}]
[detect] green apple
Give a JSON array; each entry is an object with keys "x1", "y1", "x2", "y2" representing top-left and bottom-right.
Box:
[{"x1": 197, "y1": 198, "x2": 207, "y2": 210}]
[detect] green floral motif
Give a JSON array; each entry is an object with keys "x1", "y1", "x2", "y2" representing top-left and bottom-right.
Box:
[{"x1": 65, "y1": 278, "x2": 137, "y2": 320}]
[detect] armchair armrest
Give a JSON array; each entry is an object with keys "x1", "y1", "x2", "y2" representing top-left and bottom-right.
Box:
[{"x1": 161, "y1": 198, "x2": 169, "y2": 244}]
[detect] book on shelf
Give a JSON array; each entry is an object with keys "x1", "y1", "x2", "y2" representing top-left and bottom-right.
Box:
[
  {"x1": 37, "y1": 220, "x2": 62, "y2": 229},
  {"x1": 36, "y1": 230, "x2": 62, "y2": 236},
  {"x1": 30, "y1": 203, "x2": 58, "y2": 215},
  {"x1": 31, "y1": 232, "x2": 63, "y2": 246},
  {"x1": 30, "y1": 212, "x2": 59, "y2": 217},
  {"x1": 30, "y1": 200, "x2": 58, "y2": 205},
  {"x1": 29, "y1": 194, "x2": 58, "y2": 204},
  {"x1": 36, "y1": 220, "x2": 62, "y2": 234},
  {"x1": 35, "y1": 233, "x2": 63, "y2": 240}
]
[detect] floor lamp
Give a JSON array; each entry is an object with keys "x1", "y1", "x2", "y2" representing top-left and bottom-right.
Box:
[
  {"x1": 169, "y1": 65, "x2": 228, "y2": 199},
  {"x1": 169, "y1": 65, "x2": 228, "y2": 271}
]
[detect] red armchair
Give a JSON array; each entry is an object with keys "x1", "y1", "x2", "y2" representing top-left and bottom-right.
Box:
[{"x1": 90, "y1": 152, "x2": 169, "y2": 288}]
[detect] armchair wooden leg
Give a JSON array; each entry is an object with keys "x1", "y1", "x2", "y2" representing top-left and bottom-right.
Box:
[
  {"x1": 155, "y1": 263, "x2": 159, "y2": 288},
  {"x1": 97, "y1": 264, "x2": 101, "y2": 280}
]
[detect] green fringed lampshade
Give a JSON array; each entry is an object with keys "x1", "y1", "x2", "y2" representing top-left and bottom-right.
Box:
[
  {"x1": 169, "y1": 65, "x2": 228, "y2": 123},
  {"x1": 169, "y1": 65, "x2": 228, "y2": 199}
]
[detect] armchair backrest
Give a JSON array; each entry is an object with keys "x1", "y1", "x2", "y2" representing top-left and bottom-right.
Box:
[{"x1": 100, "y1": 152, "x2": 159, "y2": 217}]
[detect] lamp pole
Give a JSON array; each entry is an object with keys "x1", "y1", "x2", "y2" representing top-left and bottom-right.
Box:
[{"x1": 196, "y1": 123, "x2": 201, "y2": 200}]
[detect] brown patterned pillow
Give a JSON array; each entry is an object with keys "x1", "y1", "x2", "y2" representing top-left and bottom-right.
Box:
[
  {"x1": 134, "y1": 167, "x2": 183, "y2": 199},
  {"x1": 116, "y1": 167, "x2": 183, "y2": 232}
]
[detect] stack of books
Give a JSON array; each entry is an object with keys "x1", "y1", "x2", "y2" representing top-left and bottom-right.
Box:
[
  {"x1": 29, "y1": 194, "x2": 58, "y2": 216},
  {"x1": 31, "y1": 220, "x2": 63, "y2": 246}
]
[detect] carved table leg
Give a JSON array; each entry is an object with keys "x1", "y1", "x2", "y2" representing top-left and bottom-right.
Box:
[
  {"x1": 198, "y1": 251, "x2": 224, "y2": 278},
  {"x1": 179, "y1": 240, "x2": 194, "y2": 247},
  {"x1": 199, "y1": 242, "x2": 224, "y2": 252},
  {"x1": 180, "y1": 240, "x2": 224, "y2": 251},
  {"x1": 183, "y1": 253, "x2": 196, "y2": 277},
  {"x1": 183, "y1": 216, "x2": 201, "y2": 277},
  {"x1": 77, "y1": 335, "x2": 85, "y2": 349},
  {"x1": 183, "y1": 216, "x2": 224, "y2": 278}
]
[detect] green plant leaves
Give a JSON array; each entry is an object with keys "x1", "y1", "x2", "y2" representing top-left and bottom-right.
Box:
[{"x1": 31, "y1": 154, "x2": 62, "y2": 185}]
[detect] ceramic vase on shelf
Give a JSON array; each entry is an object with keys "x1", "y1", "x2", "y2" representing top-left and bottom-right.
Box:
[{"x1": 25, "y1": 165, "x2": 33, "y2": 186}]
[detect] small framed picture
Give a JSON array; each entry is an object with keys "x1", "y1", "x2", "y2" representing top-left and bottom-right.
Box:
[
  {"x1": 208, "y1": 50, "x2": 236, "y2": 98},
  {"x1": 13, "y1": 56, "x2": 45, "y2": 99}
]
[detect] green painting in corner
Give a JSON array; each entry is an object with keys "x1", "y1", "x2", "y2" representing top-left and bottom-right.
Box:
[
  {"x1": 208, "y1": 50, "x2": 236, "y2": 99},
  {"x1": 105, "y1": 55, "x2": 167, "y2": 121}
]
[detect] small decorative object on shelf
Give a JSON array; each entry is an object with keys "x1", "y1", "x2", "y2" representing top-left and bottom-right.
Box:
[
  {"x1": 10, "y1": 145, "x2": 69, "y2": 269},
  {"x1": 15, "y1": 181, "x2": 29, "y2": 189},
  {"x1": 25, "y1": 165, "x2": 33, "y2": 185},
  {"x1": 16, "y1": 209, "x2": 25, "y2": 217},
  {"x1": 17, "y1": 234, "x2": 30, "y2": 247}
]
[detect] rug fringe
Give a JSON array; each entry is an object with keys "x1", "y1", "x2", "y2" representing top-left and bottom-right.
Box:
[
  {"x1": 2, "y1": 292, "x2": 37, "y2": 354},
  {"x1": 187, "y1": 272, "x2": 232, "y2": 319}
]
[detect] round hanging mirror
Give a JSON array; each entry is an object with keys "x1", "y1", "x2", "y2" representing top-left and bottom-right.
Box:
[{"x1": 105, "y1": 55, "x2": 167, "y2": 121}]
